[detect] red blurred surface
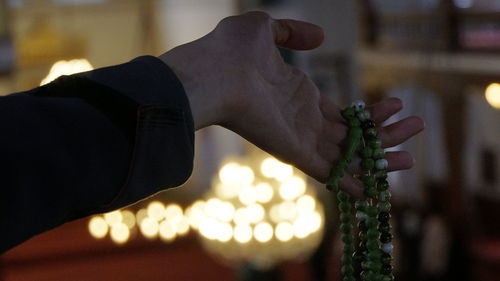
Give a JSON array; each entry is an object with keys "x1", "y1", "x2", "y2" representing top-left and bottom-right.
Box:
[{"x1": 1, "y1": 218, "x2": 313, "y2": 281}]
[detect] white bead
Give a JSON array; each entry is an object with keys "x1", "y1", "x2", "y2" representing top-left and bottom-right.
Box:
[
  {"x1": 356, "y1": 211, "x2": 367, "y2": 221},
  {"x1": 357, "y1": 110, "x2": 371, "y2": 121},
  {"x1": 382, "y1": 242, "x2": 394, "y2": 254},
  {"x1": 351, "y1": 100, "x2": 365, "y2": 112},
  {"x1": 375, "y1": 159, "x2": 388, "y2": 170}
]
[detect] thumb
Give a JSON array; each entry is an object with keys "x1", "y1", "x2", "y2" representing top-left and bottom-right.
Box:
[{"x1": 272, "y1": 19, "x2": 324, "y2": 50}]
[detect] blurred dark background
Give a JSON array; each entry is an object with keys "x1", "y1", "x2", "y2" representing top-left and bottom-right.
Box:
[{"x1": 1, "y1": 0, "x2": 499, "y2": 280}]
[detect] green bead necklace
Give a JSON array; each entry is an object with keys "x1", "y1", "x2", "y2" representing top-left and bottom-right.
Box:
[{"x1": 326, "y1": 101, "x2": 394, "y2": 281}]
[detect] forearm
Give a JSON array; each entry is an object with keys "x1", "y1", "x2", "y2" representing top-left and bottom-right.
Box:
[{"x1": 1, "y1": 56, "x2": 195, "y2": 252}]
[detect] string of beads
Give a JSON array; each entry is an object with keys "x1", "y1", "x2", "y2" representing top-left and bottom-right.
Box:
[{"x1": 326, "y1": 101, "x2": 394, "y2": 281}]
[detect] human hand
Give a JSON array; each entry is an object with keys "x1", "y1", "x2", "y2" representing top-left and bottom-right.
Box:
[{"x1": 159, "y1": 12, "x2": 424, "y2": 195}]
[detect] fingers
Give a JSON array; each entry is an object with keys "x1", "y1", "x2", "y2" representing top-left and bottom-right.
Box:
[
  {"x1": 378, "y1": 116, "x2": 425, "y2": 148},
  {"x1": 272, "y1": 19, "x2": 324, "y2": 50},
  {"x1": 368, "y1": 97, "x2": 403, "y2": 124},
  {"x1": 386, "y1": 151, "x2": 414, "y2": 171}
]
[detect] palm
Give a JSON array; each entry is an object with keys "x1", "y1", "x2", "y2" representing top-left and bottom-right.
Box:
[{"x1": 162, "y1": 12, "x2": 424, "y2": 195}]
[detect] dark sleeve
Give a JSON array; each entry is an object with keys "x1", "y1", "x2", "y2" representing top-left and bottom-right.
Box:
[{"x1": 0, "y1": 56, "x2": 195, "y2": 252}]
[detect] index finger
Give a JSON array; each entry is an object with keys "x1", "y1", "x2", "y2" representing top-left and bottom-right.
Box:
[{"x1": 272, "y1": 19, "x2": 324, "y2": 50}]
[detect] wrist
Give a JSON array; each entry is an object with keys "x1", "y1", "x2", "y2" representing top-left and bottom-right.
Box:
[{"x1": 158, "y1": 46, "x2": 225, "y2": 130}]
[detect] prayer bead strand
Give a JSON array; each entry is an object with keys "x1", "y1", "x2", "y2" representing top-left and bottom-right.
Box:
[{"x1": 327, "y1": 101, "x2": 394, "y2": 281}]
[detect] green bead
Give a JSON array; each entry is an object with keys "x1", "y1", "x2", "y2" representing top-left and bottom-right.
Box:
[
  {"x1": 337, "y1": 190, "x2": 350, "y2": 202},
  {"x1": 343, "y1": 243, "x2": 354, "y2": 254},
  {"x1": 362, "y1": 175, "x2": 376, "y2": 187},
  {"x1": 367, "y1": 228, "x2": 379, "y2": 239},
  {"x1": 341, "y1": 254, "x2": 353, "y2": 265},
  {"x1": 348, "y1": 118, "x2": 361, "y2": 127},
  {"x1": 350, "y1": 127, "x2": 363, "y2": 138},
  {"x1": 366, "y1": 206, "x2": 379, "y2": 216},
  {"x1": 338, "y1": 202, "x2": 351, "y2": 212},
  {"x1": 326, "y1": 178, "x2": 340, "y2": 192},
  {"x1": 364, "y1": 187, "x2": 378, "y2": 198},
  {"x1": 341, "y1": 265, "x2": 354, "y2": 275},
  {"x1": 377, "y1": 180, "x2": 389, "y2": 191},
  {"x1": 382, "y1": 275, "x2": 394, "y2": 281},
  {"x1": 342, "y1": 234, "x2": 354, "y2": 243},
  {"x1": 366, "y1": 240, "x2": 380, "y2": 251},
  {"x1": 341, "y1": 107, "x2": 356, "y2": 120},
  {"x1": 362, "y1": 158, "x2": 375, "y2": 170},
  {"x1": 367, "y1": 249, "x2": 382, "y2": 260},
  {"x1": 340, "y1": 223, "x2": 352, "y2": 233},
  {"x1": 364, "y1": 128, "x2": 378, "y2": 138},
  {"x1": 337, "y1": 158, "x2": 351, "y2": 170},
  {"x1": 361, "y1": 261, "x2": 375, "y2": 270},
  {"x1": 369, "y1": 139, "x2": 382, "y2": 149},
  {"x1": 361, "y1": 147, "x2": 373, "y2": 158},
  {"x1": 378, "y1": 191, "x2": 391, "y2": 202},
  {"x1": 378, "y1": 201, "x2": 391, "y2": 212},
  {"x1": 374, "y1": 170, "x2": 387, "y2": 179},
  {"x1": 373, "y1": 148, "x2": 385, "y2": 159},
  {"x1": 340, "y1": 213, "x2": 352, "y2": 223},
  {"x1": 358, "y1": 221, "x2": 367, "y2": 231},
  {"x1": 366, "y1": 217, "x2": 379, "y2": 228},
  {"x1": 363, "y1": 271, "x2": 377, "y2": 281},
  {"x1": 343, "y1": 276, "x2": 356, "y2": 281},
  {"x1": 355, "y1": 200, "x2": 368, "y2": 211}
]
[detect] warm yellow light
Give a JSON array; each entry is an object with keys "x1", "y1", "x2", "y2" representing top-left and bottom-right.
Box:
[
  {"x1": 269, "y1": 204, "x2": 282, "y2": 223},
  {"x1": 176, "y1": 217, "x2": 190, "y2": 235},
  {"x1": 246, "y1": 204, "x2": 265, "y2": 224},
  {"x1": 292, "y1": 212, "x2": 322, "y2": 239},
  {"x1": 254, "y1": 222, "x2": 273, "y2": 243},
  {"x1": 278, "y1": 201, "x2": 297, "y2": 221},
  {"x1": 136, "y1": 208, "x2": 148, "y2": 225},
  {"x1": 147, "y1": 201, "x2": 165, "y2": 221},
  {"x1": 239, "y1": 185, "x2": 257, "y2": 205},
  {"x1": 164, "y1": 204, "x2": 183, "y2": 221},
  {"x1": 110, "y1": 223, "x2": 130, "y2": 244},
  {"x1": 219, "y1": 162, "x2": 241, "y2": 185},
  {"x1": 275, "y1": 222, "x2": 294, "y2": 242},
  {"x1": 217, "y1": 222, "x2": 233, "y2": 242},
  {"x1": 234, "y1": 207, "x2": 251, "y2": 225},
  {"x1": 204, "y1": 198, "x2": 222, "y2": 218},
  {"x1": 255, "y1": 183, "x2": 274, "y2": 203},
  {"x1": 279, "y1": 176, "x2": 306, "y2": 201},
  {"x1": 293, "y1": 218, "x2": 310, "y2": 239},
  {"x1": 215, "y1": 182, "x2": 240, "y2": 199},
  {"x1": 159, "y1": 220, "x2": 177, "y2": 241},
  {"x1": 140, "y1": 217, "x2": 159, "y2": 239},
  {"x1": 40, "y1": 59, "x2": 94, "y2": 86},
  {"x1": 104, "y1": 210, "x2": 122, "y2": 226},
  {"x1": 239, "y1": 166, "x2": 255, "y2": 185},
  {"x1": 260, "y1": 157, "x2": 293, "y2": 181},
  {"x1": 199, "y1": 218, "x2": 219, "y2": 240},
  {"x1": 88, "y1": 216, "x2": 108, "y2": 239},
  {"x1": 485, "y1": 83, "x2": 500, "y2": 109},
  {"x1": 296, "y1": 195, "x2": 316, "y2": 214},
  {"x1": 215, "y1": 201, "x2": 235, "y2": 223},
  {"x1": 186, "y1": 201, "x2": 205, "y2": 229},
  {"x1": 121, "y1": 210, "x2": 136, "y2": 229},
  {"x1": 233, "y1": 224, "x2": 252, "y2": 243}
]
